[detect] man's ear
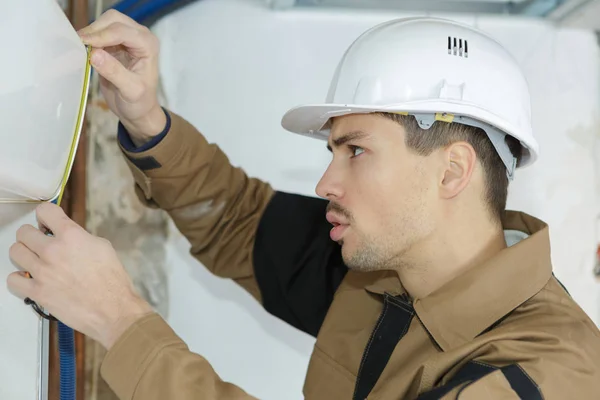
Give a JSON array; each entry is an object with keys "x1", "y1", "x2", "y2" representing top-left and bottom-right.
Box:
[{"x1": 439, "y1": 141, "x2": 476, "y2": 199}]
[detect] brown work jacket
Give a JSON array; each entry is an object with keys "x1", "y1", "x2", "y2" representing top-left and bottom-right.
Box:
[{"x1": 100, "y1": 109, "x2": 600, "y2": 399}]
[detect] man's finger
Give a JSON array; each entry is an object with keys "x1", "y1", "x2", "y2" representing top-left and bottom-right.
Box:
[
  {"x1": 35, "y1": 203, "x2": 73, "y2": 237},
  {"x1": 9, "y1": 242, "x2": 43, "y2": 277},
  {"x1": 77, "y1": 9, "x2": 139, "y2": 36},
  {"x1": 6, "y1": 271, "x2": 36, "y2": 300},
  {"x1": 16, "y1": 224, "x2": 51, "y2": 256},
  {"x1": 81, "y1": 22, "x2": 151, "y2": 56},
  {"x1": 90, "y1": 49, "x2": 142, "y2": 100}
]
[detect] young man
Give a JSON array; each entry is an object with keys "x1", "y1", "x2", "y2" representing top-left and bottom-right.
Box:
[{"x1": 8, "y1": 10, "x2": 600, "y2": 400}]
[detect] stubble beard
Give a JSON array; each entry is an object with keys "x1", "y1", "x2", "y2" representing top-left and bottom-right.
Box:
[{"x1": 342, "y1": 235, "x2": 400, "y2": 272}]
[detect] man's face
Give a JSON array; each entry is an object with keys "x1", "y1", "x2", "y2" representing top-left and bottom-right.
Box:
[{"x1": 316, "y1": 113, "x2": 438, "y2": 272}]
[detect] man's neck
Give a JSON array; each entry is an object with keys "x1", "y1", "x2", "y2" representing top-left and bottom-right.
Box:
[{"x1": 396, "y1": 215, "x2": 507, "y2": 300}]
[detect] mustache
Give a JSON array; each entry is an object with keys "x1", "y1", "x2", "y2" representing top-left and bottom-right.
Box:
[{"x1": 326, "y1": 202, "x2": 353, "y2": 221}]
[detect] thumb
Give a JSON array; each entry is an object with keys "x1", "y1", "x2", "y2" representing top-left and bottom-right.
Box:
[{"x1": 91, "y1": 49, "x2": 144, "y2": 102}]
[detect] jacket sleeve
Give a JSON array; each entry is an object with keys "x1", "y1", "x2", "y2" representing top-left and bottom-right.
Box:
[
  {"x1": 102, "y1": 109, "x2": 348, "y2": 399},
  {"x1": 118, "y1": 108, "x2": 275, "y2": 302},
  {"x1": 118, "y1": 108, "x2": 347, "y2": 336},
  {"x1": 101, "y1": 313, "x2": 258, "y2": 400}
]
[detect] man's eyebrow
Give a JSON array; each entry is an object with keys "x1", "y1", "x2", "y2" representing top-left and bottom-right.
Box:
[{"x1": 327, "y1": 130, "x2": 369, "y2": 152}]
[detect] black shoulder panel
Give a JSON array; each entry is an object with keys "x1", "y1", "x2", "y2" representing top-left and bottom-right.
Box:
[{"x1": 253, "y1": 191, "x2": 348, "y2": 337}]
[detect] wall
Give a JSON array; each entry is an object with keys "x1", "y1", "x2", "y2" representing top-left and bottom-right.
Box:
[{"x1": 146, "y1": 0, "x2": 600, "y2": 398}]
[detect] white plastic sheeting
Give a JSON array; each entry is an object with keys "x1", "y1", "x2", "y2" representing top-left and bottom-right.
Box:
[{"x1": 0, "y1": 0, "x2": 89, "y2": 202}]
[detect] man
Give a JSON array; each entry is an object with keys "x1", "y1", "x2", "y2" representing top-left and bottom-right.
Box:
[{"x1": 7, "y1": 10, "x2": 600, "y2": 400}]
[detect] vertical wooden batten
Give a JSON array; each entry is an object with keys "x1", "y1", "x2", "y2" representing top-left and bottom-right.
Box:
[
  {"x1": 48, "y1": 0, "x2": 89, "y2": 399},
  {"x1": 67, "y1": 2, "x2": 89, "y2": 397}
]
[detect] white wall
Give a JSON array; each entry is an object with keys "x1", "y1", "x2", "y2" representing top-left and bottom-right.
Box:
[{"x1": 151, "y1": 1, "x2": 600, "y2": 398}]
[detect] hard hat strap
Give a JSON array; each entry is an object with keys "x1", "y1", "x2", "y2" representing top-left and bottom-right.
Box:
[{"x1": 411, "y1": 113, "x2": 517, "y2": 181}]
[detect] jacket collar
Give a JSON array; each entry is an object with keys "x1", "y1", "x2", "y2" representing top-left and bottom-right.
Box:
[{"x1": 364, "y1": 211, "x2": 553, "y2": 351}]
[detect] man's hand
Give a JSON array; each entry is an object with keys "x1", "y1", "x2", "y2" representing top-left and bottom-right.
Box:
[
  {"x1": 78, "y1": 9, "x2": 166, "y2": 145},
  {"x1": 6, "y1": 203, "x2": 153, "y2": 350}
]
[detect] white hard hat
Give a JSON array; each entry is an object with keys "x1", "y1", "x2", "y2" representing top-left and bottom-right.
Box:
[{"x1": 281, "y1": 17, "x2": 538, "y2": 180}]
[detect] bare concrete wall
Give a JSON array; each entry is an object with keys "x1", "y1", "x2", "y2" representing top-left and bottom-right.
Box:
[{"x1": 84, "y1": 95, "x2": 170, "y2": 400}]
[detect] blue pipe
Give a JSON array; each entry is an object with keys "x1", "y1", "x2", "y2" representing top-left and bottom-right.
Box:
[
  {"x1": 106, "y1": 0, "x2": 198, "y2": 25},
  {"x1": 125, "y1": 0, "x2": 182, "y2": 22},
  {"x1": 58, "y1": 321, "x2": 76, "y2": 400},
  {"x1": 50, "y1": 197, "x2": 76, "y2": 400},
  {"x1": 111, "y1": 0, "x2": 141, "y2": 13}
]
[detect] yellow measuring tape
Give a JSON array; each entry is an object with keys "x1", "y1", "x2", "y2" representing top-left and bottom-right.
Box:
[{"x1": 56, "y1": 44, "x2": 92, "y2": 206}]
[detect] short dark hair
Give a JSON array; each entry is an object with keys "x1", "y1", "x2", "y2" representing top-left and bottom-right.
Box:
[{"x1": 376, "y1": 113, "x2": 522, "y2": 223}]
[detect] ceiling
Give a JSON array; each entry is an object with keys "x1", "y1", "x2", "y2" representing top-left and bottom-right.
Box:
[{"x1": 268, "y1": 0, "x2": 600, "y2": 30}]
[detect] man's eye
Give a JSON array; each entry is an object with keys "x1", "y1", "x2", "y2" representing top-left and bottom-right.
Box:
[{"x1": 349, "y1": 145, "x2": 365, "y2": 157}]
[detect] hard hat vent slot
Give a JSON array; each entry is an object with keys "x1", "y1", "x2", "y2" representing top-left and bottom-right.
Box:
[{"x1": 448, "y1": 36, "x2": 468, "y2": 58}]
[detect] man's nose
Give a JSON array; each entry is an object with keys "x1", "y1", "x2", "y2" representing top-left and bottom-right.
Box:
[{"x1": 315, "y1": 163, "x2": 344, "y2": 200}]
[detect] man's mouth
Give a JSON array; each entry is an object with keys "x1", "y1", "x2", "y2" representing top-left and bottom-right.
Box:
[
  {"x1": 330, "y1": 224, "x2": 349, "y2": 242},
  {"x1": 326, "y1": 212, "x2": 350, "y2": 241}
]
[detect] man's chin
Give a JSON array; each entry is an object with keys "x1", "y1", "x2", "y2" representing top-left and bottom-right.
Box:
[
  {"x1": 340, "y1": 242, "x2": 384, "y2": 272},
  {"x1": 340, "y1": 242, "x2": 357, "y2": 264}
]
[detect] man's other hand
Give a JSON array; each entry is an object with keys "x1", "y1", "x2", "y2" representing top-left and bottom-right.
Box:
[
  {"x1": 6, "y1": 202, "x2": 153, "y2": 350},
  {"x1": 78, "y1": 9, "x2": 166, "y2": 145}
]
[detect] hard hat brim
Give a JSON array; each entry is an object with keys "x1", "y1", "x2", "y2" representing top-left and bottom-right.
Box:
[{"x1": 281, "y1": 101, "x2": 538, "y2": 168}]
